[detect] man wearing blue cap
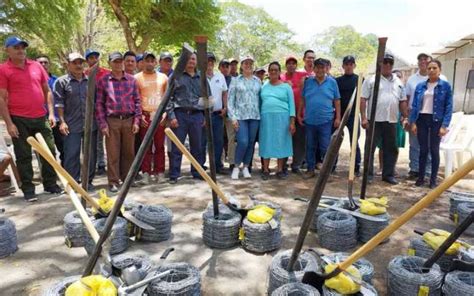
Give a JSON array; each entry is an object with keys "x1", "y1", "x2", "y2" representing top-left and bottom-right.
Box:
[{"x1": 0, "y1": 36, "x2": 62, "y2": 201}]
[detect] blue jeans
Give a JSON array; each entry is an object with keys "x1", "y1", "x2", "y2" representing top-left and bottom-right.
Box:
[
  {"x1": 235, "y1": 119, "x2": 259, "y2": 166},
  {"x1": 305, "y1": 121, "x2": 332, "y2": 171},
  {"x1": 417, "y1": 114, "x2": 442, "y2": 182},
  {"x1": 170, "y1": 110, "x2": 205, "y2": 179},
  {"x1": 201, "y1": 112, "x2": 225, "y2": 171},
  {"x1": 409, "y1": 130, "x2": 431, "y2": 174},
  {"x1": 63, "y1": 130, "x2": 97, "y2": 184}
]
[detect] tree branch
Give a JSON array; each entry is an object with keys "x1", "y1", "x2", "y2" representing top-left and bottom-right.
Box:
[{"x1": 106, "y1": 0, "x2": 137, "y2": 51}]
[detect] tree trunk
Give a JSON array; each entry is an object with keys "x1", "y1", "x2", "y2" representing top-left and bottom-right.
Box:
[{"x1": 107, "y1": 0, "x2": 138, "y2": 52}]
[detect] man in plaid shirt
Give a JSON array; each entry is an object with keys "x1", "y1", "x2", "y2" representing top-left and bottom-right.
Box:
[{"x1": 95, "y1": 51, "x2": 142, "y2": 193}]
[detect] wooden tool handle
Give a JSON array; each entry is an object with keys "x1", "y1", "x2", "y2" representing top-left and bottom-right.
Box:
[
  {"x1": 348, "y1": 76, "x2": 363, "y2": 182},
  {"x1": 27, "y1": 134, "x2": 101, "y2": 211},
  {"x1": 339, "y1": 157, "x2": 474, "y2": 270},
  {"x1": 28, "y1": 135, "x2": 99, "y2": 242},
  {"x1": 165, "y1": 128, "x2": 230, "y2": 204}
]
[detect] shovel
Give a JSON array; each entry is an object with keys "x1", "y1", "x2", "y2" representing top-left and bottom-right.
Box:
[{"x1": 302, "y1": 157, "x2": 474, "y2": 289}]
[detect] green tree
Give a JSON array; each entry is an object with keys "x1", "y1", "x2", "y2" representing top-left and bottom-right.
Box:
[
  {"x1": 104, "y1": 0, "x2": 221, "y2": 52},
  {"x1": 210, "y1": 0, "x2": 301, "y2": 66}
]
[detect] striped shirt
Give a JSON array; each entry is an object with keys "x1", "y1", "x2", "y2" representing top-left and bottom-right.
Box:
[{"x1": 95, "y1": 72, "x2": 142, "y2": 130}]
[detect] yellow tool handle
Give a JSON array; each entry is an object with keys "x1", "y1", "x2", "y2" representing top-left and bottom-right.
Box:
[
  {"x1": 165, "y1": 128, "x2": 230, "y2": 204},
  {"x1": 339, "y1": 157, "x2": 474, "y2": 271},
  {"x1": 29, "y1": 134, "x2": 99, "y2": 242},
  {"x1": 27, "y1": 134, "x2": 101, "y2": 210},
  {"x1": 348, "y1": 75, "x2": 363, "y2": 182}
]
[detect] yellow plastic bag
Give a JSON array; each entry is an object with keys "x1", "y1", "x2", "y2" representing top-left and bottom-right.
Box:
[
  {"x1": 93, "y1": 189, "x2": 124, "y2": 215},
  {"x1": 65, "y1": 275, "x2": 117, "y2": 296},
  {"x1": 247, "y1": 205, "x2": 275, "y2": 224},
  {"x1": 422, "y1": 229, "x2": 462, "y2": 255},
  {"x1": 360, "y1": 196, "x2": 388, "y2": 215},
  {"x1": 324, "y1": 264, "x2": 361, "y2": 294}
]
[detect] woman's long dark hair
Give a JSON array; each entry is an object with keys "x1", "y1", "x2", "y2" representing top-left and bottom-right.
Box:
[{"x1": 268, "y1": 61, "x2": 281, "y2": 80}]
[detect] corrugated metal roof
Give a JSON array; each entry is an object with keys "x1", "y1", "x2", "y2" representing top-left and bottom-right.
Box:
[{"x1": 433, "y1": 33, "x2": 473, "y2": 57}]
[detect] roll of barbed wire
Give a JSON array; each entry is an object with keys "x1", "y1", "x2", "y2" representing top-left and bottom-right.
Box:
[
  {"x1": 357, "y1": 212, "x2": 390, "y2": 243},
  {"x1": 253, "y1": 200, "x2": 283, "y2": 220},
  {"x1": 42, "y1": 275, "x2": 80, "y2": 296},
  {"x1": 147, "y1": 262, "x2": 201, "y2": 296},
  {"x1": 460, "y1": 248, "x2": 474, "y2": 263},
  {"x1": 84, "y1": 217, "x2": 129, "y2": 255},
  {"x1": 442, "y1": 270, "x2": 474, "y2": 295},
  {"x1": 316, "y1": 211, "x2": 357, "y2": 251},
  {"x1": 111, "y1": 253, "x2": 153, "y2": 278},
  {"x1": 310, "y1": 198, "x2": 345, "y2": 232},
  {"x1": 267, "y1": 249, "x2": 319, "y2": 295},
  {"x1": 322, "y1": 282, "x2": 378, "y2": 296},
  {"x1": 202, "y1": 205, "x2": 241, "y2": 249},
  {"x1": 63, "y1": 210, "x2": 93, "y2": 248},
  {"x1": 133, "y1": 204, "x2": 173, "y2": 242},
  {"x1": 449, "y1": 191, "x2": 474, "y2": 222},
  {"x1": 0, "y1": 217, "x2": 18, "y2": 258},
  {"x1": 387, "y1": 256, "x2": 443, "y2": 296},
  {"x1": 271, "y1": 282, "x2": 320, "y2": 296},
  {"x1": 457, "y1": 202, "x2": 474, "y2": 236},
  {"x1": 408, "y1": 237, "x2": 457, "y2": 273},
  {"x1": 322, "y1": 252, "x2": 374, "y2": 284}
]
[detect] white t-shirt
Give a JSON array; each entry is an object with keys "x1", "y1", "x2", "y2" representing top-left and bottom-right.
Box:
[
  {"x1": 406, "y1": 71, "x2": 447, "y2": 108},
  {"x1": 361, "y1": 74, "x2": 407, "y2": 123},
  {"x1": 420, "y1": 82, "x2": 437, "y2": 114},
  {"x1": 207, "y1": 72, "x2": 228, "y2": 112}
]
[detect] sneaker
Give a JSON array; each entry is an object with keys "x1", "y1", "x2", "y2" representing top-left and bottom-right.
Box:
[
  {"x1": 261, "y1": 171, "x2": 270, "y2": 181},
  {"x1": 168, "y1": 178, "x2": 178, "y2": 184},
  {"x1": 231, "y1": 167, "x2": 240, "y2": 180},
  {"x1": 242, "y1": 167, "x2": 251, "y2": 179},
  {"x1": 291, "y1": 167, "x2": 301, "y2": 174},
  {"x1": 315, "y1": 163, "x2": 322, "y2": 170},
  {"x1": 97, "y1": 165, "x2": 106, "y2": 176},
  {"x1": 382, "y1": 177, "x2": 398, "y2": 185},
  {"x1": 24, "y1": 191, "x2": 38, "y2": 202},
  {"x1": 44, "y1": 184, "x2": 63, "y2": 194},
  {"x1": 156, "y1": 173, "x2": 165, "y2": 182},
  {"x1": 138, "y1": 173, "x2": 150, "y2": 185},
  {"x1": 108, "y1": 184, "x2": 119, "y2": 193},
  {"x1": 415, "y1": 179, "x2": 425, "y2": 187},
  {"x1": 429, "y1": 180, "x2": 437, "y2": 189},
  {"x1": 87, "y1": 183, "x2": 95, "y2": 192},
  {"x1": 407, "y1": 171, "x2": 419, "y2": 180},
  {"x1": 276, "y1": 171, "x2": 288, "y2": 180},
  {"x1": 303, "y1": 170, "x2": 316, "y2": 179}
]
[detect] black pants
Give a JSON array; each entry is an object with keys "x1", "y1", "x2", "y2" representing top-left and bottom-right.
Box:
[
  {"x1": 417, "y1": 114, "x2": 442, "y2": 182},
  {"x1": 368, "y1": 121, "x2": 397, "y2": 178},
  {"x1": 52, "y1": 124, "x2": 64, "y2": 164}
]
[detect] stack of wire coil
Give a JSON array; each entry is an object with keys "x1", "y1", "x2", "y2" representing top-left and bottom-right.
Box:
[
  {"x1": 63, "y1": 210, "x2": 93, "y2": 248},
  {"x1": 84, "y1": 217, "x2": 129, "y2": 255},
  {"x1": 0, "y1": 217, "x2": 18, "y2": 258},
  {"x1": 133, "y1": 204, "x2": 173, "y2": 242},
  {"x1": 387, "y1": 256, "x2": 443, "y2": 296},
  {"x1": 317, "y1": 211, "x2": 357, "y2": 251},
  {"x1": 457, "y1": 202, "x2": 474, "y2": 236},
  {"x1": 357, "y1": 212, "x2": 390, "y2": 243},
  {"x1": 442, "y1": 270, "x2": 474, "y2": 295},
  {"x1": 267, "y1": 249, "x2": 319, "y2": 295},
  {"x1": 202, "y1": 202, "x2": 241, "y2": 249},
  {"x1": 310, "y1": 198, "x2": 345, "y2": 232},
  {"x1": 407, "y1": 237, "x2": 457, "y2": 272},
  {"x1": 271, "y1": 282, "x2": 320, "y2": 296},
  {"x1": 147, "y1": 262, "x2": 201, "y2": 296}
]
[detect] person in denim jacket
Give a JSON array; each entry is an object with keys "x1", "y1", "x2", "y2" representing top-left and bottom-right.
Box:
[{"x1": 409, "y1": 59, "x2": 452, "y2": 188}]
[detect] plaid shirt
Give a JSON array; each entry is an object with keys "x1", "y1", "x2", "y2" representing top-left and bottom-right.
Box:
[{"x1": 95, "y1": 72, "x2": 142, "y2": 130}]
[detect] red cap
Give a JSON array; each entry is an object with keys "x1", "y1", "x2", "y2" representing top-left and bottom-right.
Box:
[{"x1": 285, "y1": 56, "x2": 298, "y2": 64}]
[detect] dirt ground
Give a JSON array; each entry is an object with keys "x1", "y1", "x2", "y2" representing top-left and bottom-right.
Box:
[{"x1": 0, "y1": 133, "x2": 473, "y2": 296}]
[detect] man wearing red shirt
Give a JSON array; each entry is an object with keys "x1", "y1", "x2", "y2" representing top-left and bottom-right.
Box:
[
  {"x1": 0, "y1": 36, "x2": 62, "y2": 201},
  {"x1": 281, "y1": 56, "x2": 307, "y2": 173}
]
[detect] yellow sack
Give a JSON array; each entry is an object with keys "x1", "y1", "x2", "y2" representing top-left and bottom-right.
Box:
[
  {"x1": 360, "y1": 196, "x2": 388, "y2": 215},
  {"x1": 324, "y1": 264, "x2": 361, "y2": 294},
  {"x1": 93, "y1": 189, "x2": 124, "y2": 215},
  {"x1": 422, "y1": 229, "x2": 461, "y2": 255},
  {"x1": 247, "y1": 205, "x2": 275, "y2": 224},
  {"x1": 65, "y1": 275, "x2": 117, "y2": 296}
]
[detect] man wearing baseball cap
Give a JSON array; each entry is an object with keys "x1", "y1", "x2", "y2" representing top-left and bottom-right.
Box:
[
  {"x1": 135, "y1": 52, "x2": 168, "y2": 184},
  {"x1": 158, "y1": 52, "x2": 174, "y2": 77},
  {"x1": 0, "y1": 36, "x2": 62, "y2": 201},
  {"x1": 360, "y1": 53, "x2": 408, "y2": 185},
  {"x1": 281, "y1": 55, "x2": 307, "y2": 174},
  {"x1": 229, "y1": 58, "x2": 239, "y2": 77},
  {"x1": 54, "y1": 53, "x2": 97, "y2": 190},
  {"x1": 95, "y1": 51, "x2": 142, "y2": 192}
]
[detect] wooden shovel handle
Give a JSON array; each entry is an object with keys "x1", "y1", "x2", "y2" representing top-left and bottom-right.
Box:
[
  {"x1": 339, "y1": 157, "x2": 474, "y2": 271},
  {"x1": 348, "y1": 75, "x2": 363, "y2": 181},
  {"x1": 28, "y1": 135, "x2": 99, "y2": 242},
  {"x1": 165, "y1": 128, "x2": 230, "y2": 204}
]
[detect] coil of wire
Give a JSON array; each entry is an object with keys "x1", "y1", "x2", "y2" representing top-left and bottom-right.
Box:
[
  {"x1": 42, "y1": 275, "x2": 81, "y2": 296},
  {"x1": 442, "y1": 270, "x2": 474, "y2": 295},
  {"x1": 322, "y1": 252, "x2": 374, "y2": 284},
  {"x1": 357, "y1": 212, "x2": 390, "y2": 243},
  {"x1": 408, "y1": 237, "x2": 457, "y2": 272},
  {"x1": 132, "y1": 204, "x2": 173, "y2": 242},
  {"x1": 63, "y1": 210, "x2": 93, "y2": 248},
  {"x1": 241, "y1": 201, "x2": 282, "y2": 254},
  {"x1": 322, "y1": 282, "x2": 378, "y2": 296},
  {"x1": 202, "y1": 203, "x2": 241, "y2": 249},
  {"x1": 84, "y1": 217, "x2": 129, "y2": 255},
  {"x1": 460, "y1": 248, "x2": 474, "y2": 263},
  {"x1": 457, "y1": 202, "x2": 474, "y2": 236},
  {"x1": 0, "y1": 217, "x2": 18, "y2": 258},
  {"x1": 310, "y1": 198, "x2": 345, "y2": 232},
  {"x1": 267, "y1": 249, "x2": 320, "y2": 295},
  {"x1": 387, "y1": 256, "x2": 443, "y2": 296},
  {"x1": 111, "y1": 253, "x2": 153, "y2": 277},
  {"x1": 146, "y1": 262, "x2": 201, "y2": 296},
  {"x1": 448, "y1": 190, "x2": 474, "y2": 222},
  {"x1": 271, "y1": 282, "x2": 320, "y2": 296},
  {"x1": 316, "y1": 211, "x2": 357, "y2": 251}
]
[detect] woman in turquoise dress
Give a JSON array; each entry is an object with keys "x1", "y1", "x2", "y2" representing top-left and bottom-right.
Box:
[{"x1": 259, "y1": 61, "x2": 296, "y2": 180}]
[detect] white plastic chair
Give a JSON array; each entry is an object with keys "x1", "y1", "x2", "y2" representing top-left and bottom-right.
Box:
[{"x1": 0, "y1": 133, "x2": 20, "y2": 193}]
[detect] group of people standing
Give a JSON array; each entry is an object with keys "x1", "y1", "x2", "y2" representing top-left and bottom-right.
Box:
[{"x1": 0, "y1": 34, "x2": 453, "y2": 202}]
